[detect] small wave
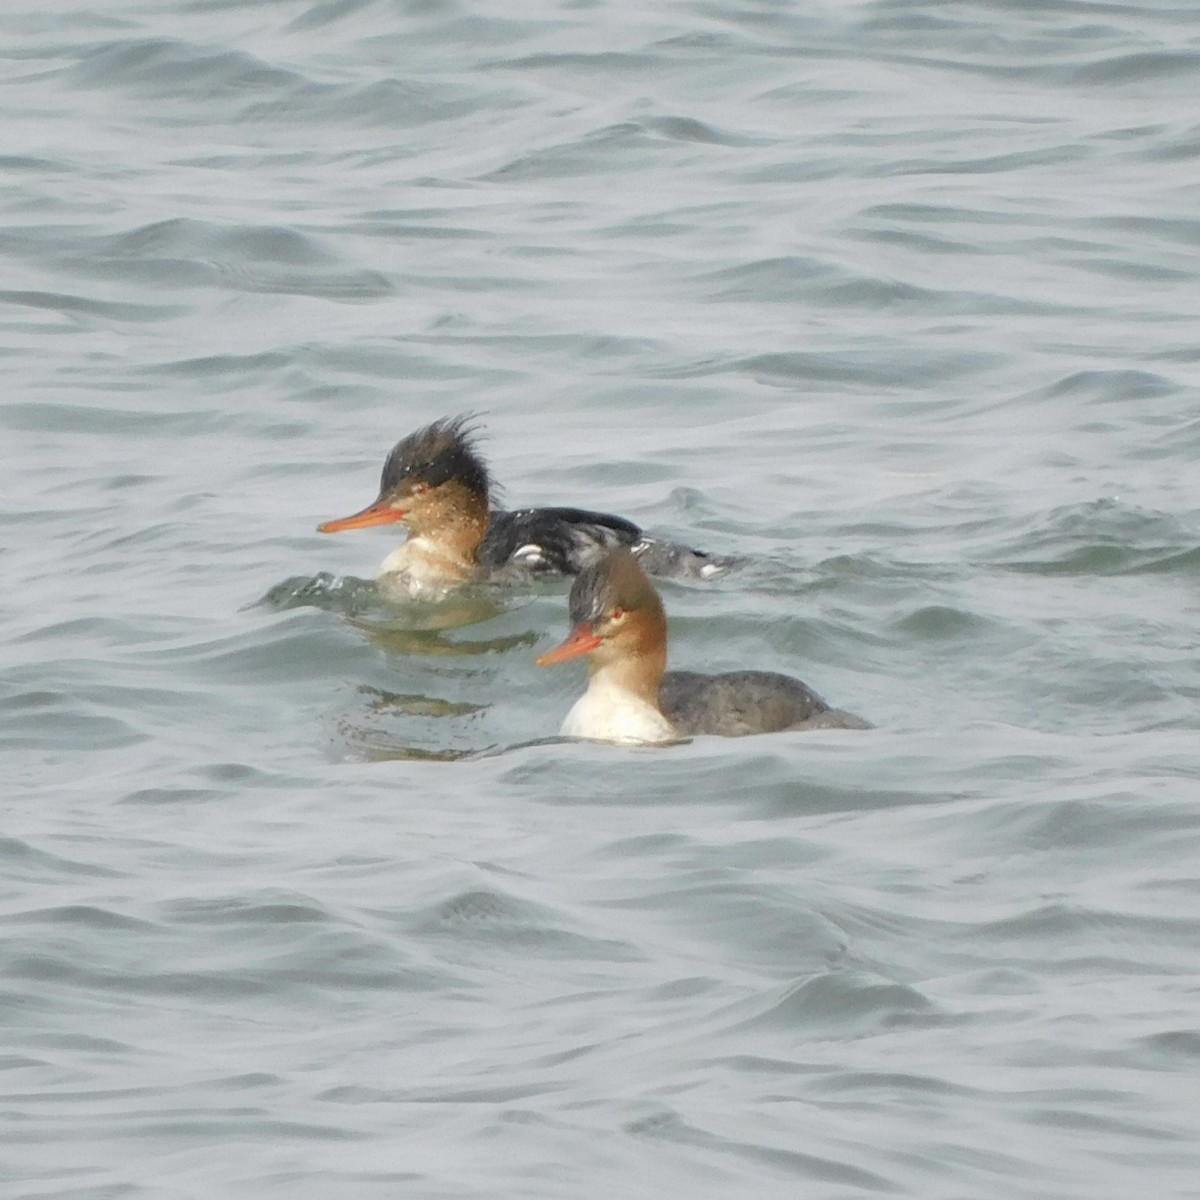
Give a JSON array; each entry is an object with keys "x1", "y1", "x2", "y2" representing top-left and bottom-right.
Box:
[
  {"x1": 76, "y1": 217, "x2": 392, "y2": 301},
  {"x1": 255, "y1": 571, "x2": 382, "y2": 615},
  {"x1": 987, "y1": 499, "x2": 1198, "y2": 577},
  {"x1": 68, "y1": 38, "x2": 300, "y2": 95}
]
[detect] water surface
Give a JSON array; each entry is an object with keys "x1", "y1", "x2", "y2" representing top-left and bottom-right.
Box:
[{"x1": 3, "y1": 1, "x2": 1200, "y2": 1196}]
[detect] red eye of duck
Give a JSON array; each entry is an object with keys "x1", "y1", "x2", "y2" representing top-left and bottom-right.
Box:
[{"x1": 610, "y1": 607, "x2": 625, "y2": 622}]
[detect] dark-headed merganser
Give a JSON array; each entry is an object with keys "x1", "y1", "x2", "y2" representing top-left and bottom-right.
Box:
[
  {"x1": 537, "y1": 549, "x2": 869, "y2": 744},
  {"x1": 318, "y1": 417, "x2": 729, "y2": 598}
]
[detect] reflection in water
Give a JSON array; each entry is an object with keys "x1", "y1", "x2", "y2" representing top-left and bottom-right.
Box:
[
  {"x1": 266, "y1": 573, "x2": 550, "y2": 760},
  {"x1": 347, "y1": 591, "x2": 510, "y2": 635},
  {"x1": 349, "y1": 618, "x2": 536, "y2": 658},
  {"x1": 347, "y1": 738, "x2": 481, "y2": 764},
  {"x1": 350, "y1": 738, "x2": 568, "y2": 764},
  {"x1": 257, "y1": 572, "x2": 532, "y2": 644},
  {"x1": 358, "y1": 685, "x2": 482, "y2": 719},
  {"x1": 333, "y1": 688, "x2": 568, "y2": 763},
  {"x1": 336, "y1": 685, "x2": 489, "y2": 763}
]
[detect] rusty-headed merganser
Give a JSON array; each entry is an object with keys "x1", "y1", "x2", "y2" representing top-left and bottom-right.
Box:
[
  {"x1": 318, "y1": 416, "x2": 729, "y2": 598},
  {"x1": 537, "y1": 549, "x2": 869, "y2": 744}
]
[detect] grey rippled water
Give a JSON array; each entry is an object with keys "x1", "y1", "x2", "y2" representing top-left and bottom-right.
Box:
[{"x1": 4, "y1": 0, "x2": 1200, "y2": 1196}]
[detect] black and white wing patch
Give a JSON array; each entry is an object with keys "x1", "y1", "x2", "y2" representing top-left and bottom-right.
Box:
[
  {"x1": 479, "y1": 507, "x2": 732, "y2": 580},
  {"x1": 478, "y1": 507, "x2": 642, "y2": 576}
]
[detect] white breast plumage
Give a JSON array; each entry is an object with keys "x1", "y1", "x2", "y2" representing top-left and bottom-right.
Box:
[{"x1": 559, "y1": 676, "x2": 678, "y2": 745}]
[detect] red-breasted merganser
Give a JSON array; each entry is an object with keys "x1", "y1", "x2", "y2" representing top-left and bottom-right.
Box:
[
  {"x1": 318, "y1": 416, "x2": 729, "y2": 598},
  {"x1": 537, "y1": 549, "x2": 869, "y2": 744}
]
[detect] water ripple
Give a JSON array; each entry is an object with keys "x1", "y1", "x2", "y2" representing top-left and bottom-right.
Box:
[{"x1": 6, "y1": 0, "x2": 1200, "y2": 1195}]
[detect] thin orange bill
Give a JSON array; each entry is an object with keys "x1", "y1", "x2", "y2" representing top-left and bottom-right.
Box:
[
  {"x1": 317, "y1": 500, "x2": 405, "y2": 533},
  {"x1": 536, "y1": 624, "x2": 601, "y2": 666}
]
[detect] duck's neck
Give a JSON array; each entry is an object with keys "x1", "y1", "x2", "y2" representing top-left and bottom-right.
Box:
[
  {"x1": 586, "y1": 639, "x2": 667, "y2": 711},
  {"x1": 563, "y1": 614, "x2": 675, "y2": 744},
  {"x1": 380, "y1": 481, "x2": 488, "y2": 587}
]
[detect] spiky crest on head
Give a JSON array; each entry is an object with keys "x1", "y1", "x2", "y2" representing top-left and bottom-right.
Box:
[{"x1": 378, "y1": 415, "x2": 490, "y2": 503}]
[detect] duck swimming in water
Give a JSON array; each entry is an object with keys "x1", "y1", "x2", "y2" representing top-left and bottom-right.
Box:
[
  {"x1": 318, "y1": 416, "x2": 729, "y2": 599},
  {"x1": 537, "y1": 549, "x2": 869, "y2": 744}
]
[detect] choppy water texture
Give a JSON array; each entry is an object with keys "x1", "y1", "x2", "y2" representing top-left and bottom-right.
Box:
[{"x1": 4, "y1": 1, "x2": 1200, "y2": 1196}]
